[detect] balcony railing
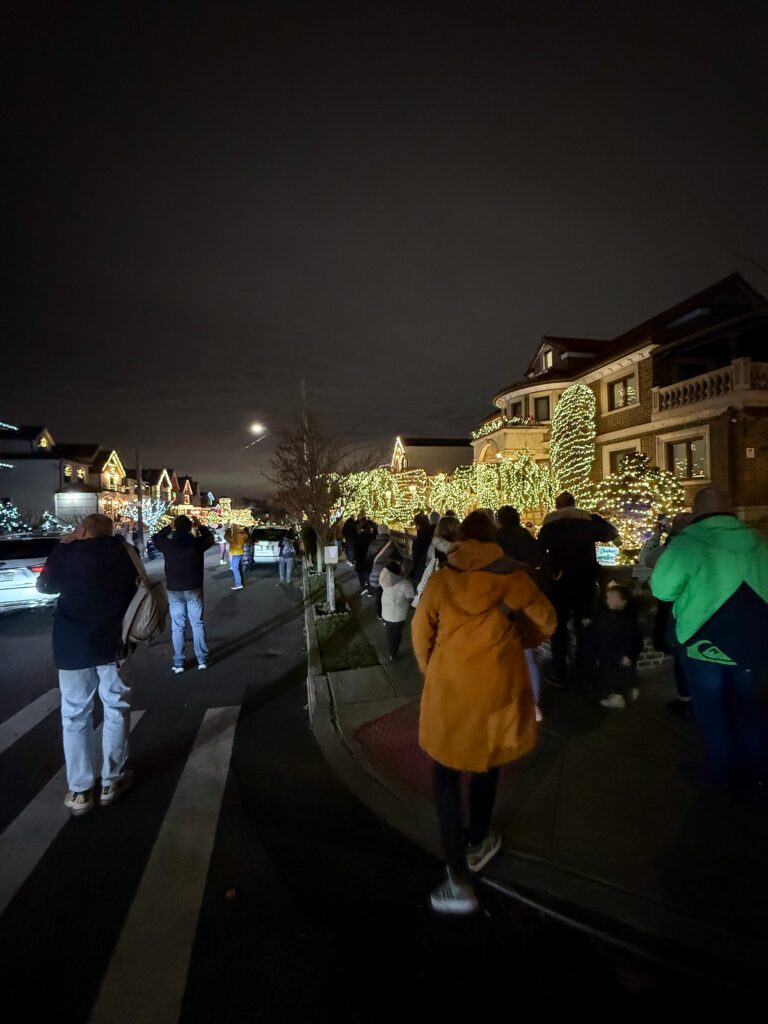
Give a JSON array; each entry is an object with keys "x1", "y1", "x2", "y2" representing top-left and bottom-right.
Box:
[{"x1": 652, "y1": 357, "x2": 768, "y2": 416}]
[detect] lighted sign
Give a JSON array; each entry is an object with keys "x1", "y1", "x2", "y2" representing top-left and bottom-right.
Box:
[{"x1": 596, "y1": 543, "x2": 620, "y2": 567}]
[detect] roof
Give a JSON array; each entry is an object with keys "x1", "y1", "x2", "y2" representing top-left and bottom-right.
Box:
[
  {"x1": 400, "y1": 437, "x2": 472, "y2": 447},
  {"x1": 54, "y1": 443, "x2": 101, "y2": 460},
  {"x1": 123, "y1": 468, "x2": 170, "y2": 486},
  {"x1": 496, "y1": 273, "x2": 768, "y2": 401},
  {"x1": 0, "y1": 424, "x2": 47, "y2": 441}
]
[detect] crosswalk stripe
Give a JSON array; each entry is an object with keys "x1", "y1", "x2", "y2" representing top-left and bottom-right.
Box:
[
  {"x1": 0, "y1": 689, "x2": 61, "y2": 757},
  {"x1": 90, "y1": 705, "x2": 239, "y2": 1024},
  {"x1": 0, "y1": 710, "x2": 145, "y2": 917}
]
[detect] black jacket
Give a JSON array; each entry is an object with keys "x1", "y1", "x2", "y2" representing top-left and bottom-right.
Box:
[
  {"x1": 538, "y1": 507, "x2": 619, "y2": 582},
  {"x1": 153, "y1": 526, "x2": 214, "y2": 591},
  {"x1": 410, "y1": 526, "x2": 433, "y2": 584},
  {"x1": 37, "y1": 536, "x2": 137, "y2": 670},
  {"x1": 497, "y1": 523, "x2": 540, "y2": 566},
  {"x1": 594, "y1": 606, "x2": 644, "y2": 666}
]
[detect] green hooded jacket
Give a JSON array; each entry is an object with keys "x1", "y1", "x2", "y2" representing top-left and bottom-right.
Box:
[{"x1": 651, "y1": 515, "x2": 768, "y2": 651}]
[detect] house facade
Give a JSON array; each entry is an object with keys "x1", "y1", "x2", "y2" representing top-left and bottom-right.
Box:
[{"x1": 474, "y1": 274, "x2": 768, "y2": 524}]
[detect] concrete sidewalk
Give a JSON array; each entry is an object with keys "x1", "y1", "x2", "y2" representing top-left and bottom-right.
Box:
[{"x1": 308, "y1": 564, "x2": 768, "y2": 978}]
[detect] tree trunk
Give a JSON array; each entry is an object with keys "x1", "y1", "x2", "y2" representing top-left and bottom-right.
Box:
[
  {"x1": 316, "y1": 545, "x2": 323, "y2": 574},
  {"x1": 326, "y1": 563, "x2": 336, "y2": 613}
]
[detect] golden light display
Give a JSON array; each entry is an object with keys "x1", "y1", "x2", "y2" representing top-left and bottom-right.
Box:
[{"x1": 550, "y1": 383, "x2": 596, "y2": 505}]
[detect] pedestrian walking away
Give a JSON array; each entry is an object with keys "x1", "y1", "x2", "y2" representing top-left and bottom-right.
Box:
[
  {"x1": 412, "y1": 514, "x2": 460, "y2": 607},
  {"x1": 537, "y1": 491, "x2": 619, "y2": 686},
  {"x1": 214, "y1": 523, "x2": 229, "y2": 564},
  {"x1": 153, "y1": 515, "x2": 215, "y2": 672},
  {"x1": 651, "y1": 486, "x2": 768, "y2": 790},
  {"x1": 594, "y1": 583, "x2": 643, "y2": 708},
  {"x1": 651, "y1": 512, "x2": 695, "y2": 719},
  {"x1": 367, "y1": 525, "x2": 402, "y2": 619},
  {"x1": 278, "y1": 530, "x2": 297, "y2": 584},
  {"x1": 36, "y1": 514, "x2": 138, "y2": 816},
  {"x1": 225, "y1": 523, "x2": 248, "y2": 589},
  {"x1": 380, "y1": 559, "x2": 415, "y2": 659},
  {"x1": 341, "y1": 516, "x2": 358, "y2": 567},
  {"x1": 412, "y1": 511, "x2": 556, "y2": 914},
  {"x1": 409, "y1": 513, "x2": 434, "y2": 586},
  {"x1": 353, "y1": 518, "x2": 376, "y2": 592}
]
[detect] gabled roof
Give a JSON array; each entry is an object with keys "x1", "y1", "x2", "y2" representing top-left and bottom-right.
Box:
[
  {"x1": 123, "y1": 468, "x2": 171, "y2": 487},
  {"x1": 401, "y1": 437, "x2": 472, "y2": 447},
  {"x1": 54, "y1": 443, "x2": 101, "y2": 461}
]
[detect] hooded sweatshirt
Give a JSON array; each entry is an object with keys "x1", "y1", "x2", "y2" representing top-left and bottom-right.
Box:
[
  {"x1": 651, "y1": 514, "x2": 768, "y2": 668},
  {"x1": 538, "y1": 506, "x2": 619, "y2": 581},
  {"x1": 379, "y1": 568, "x2": 415, "y2": 622}
]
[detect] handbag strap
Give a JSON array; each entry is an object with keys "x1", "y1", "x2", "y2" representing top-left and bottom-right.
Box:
[{"x1": 124, "y1": 540, "x2": 150, "y2": 586}]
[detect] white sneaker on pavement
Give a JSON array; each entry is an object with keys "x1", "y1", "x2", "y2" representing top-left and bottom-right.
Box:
[
  {"x1": 535, "y1": 706, "x2": 543, "y2": 723},
  {"x1": 430, "y1": 868, "x2": 479, "y2": 915},
  {"x1": 198, "y1": 663, "x2": 207, "y2": 671},
  {"x1": 231, "y1": 585, "x2": 244, "y2": 590},
  {"x1": 64, "y1": 789, "x2": 95, "y2": 817},
  {"x1": 100, "y1": 769, "x2": 135, "y2": 807},
  {"x1": 466, "y1": 831, "x2": 502, "y2": 874},
  {"x1": 630, "y1": 687, "x2": 639, "y2": 702},
  {"x1": 601, "y1": 693, "x2": 626, "y2": 709},
  {"x1": 172, "y1": 665, "x2": 184, "y2": 674}
]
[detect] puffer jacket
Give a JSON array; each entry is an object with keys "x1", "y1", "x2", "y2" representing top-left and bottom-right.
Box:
[
  {"x1": 368, "y1": 537, "x2": 401, "y2": 588},
  {"x1": 412, "y1": 539, "x2": 556, "y2": 772},
  {"x1": 380, "y1": 568, "x2": 415, "y2": 622}
]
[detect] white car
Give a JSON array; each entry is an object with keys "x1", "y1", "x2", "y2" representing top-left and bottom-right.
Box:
[
  {"x1": 249, "y1": 527, "x2": 289, "y2": 564},
  {"x1": 0, "y1": 535, "x2": 60, "y2": 613}
]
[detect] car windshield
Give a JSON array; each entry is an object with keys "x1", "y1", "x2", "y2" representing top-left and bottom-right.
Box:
[
  {"x1": 251, "y1": 529, "x2": 284, "y2": 542},
  {"x1": 0, "y1": 536, "x2": 61, "y2": 560}
]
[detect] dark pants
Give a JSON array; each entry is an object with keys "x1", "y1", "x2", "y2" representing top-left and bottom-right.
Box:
[
  {"x1": 433, "y1": 762, "x2": 500, "y2": 872},
  {"x1": 344, "y1": 540, "x2": 355, "y2": 565},
  {"x1": 599, "y1": 661, "x2": 637, "y2": 698},
  {"x1": 673, "y1": 647, "x2": 690, "y2": 699},
  {"x1": 372, "y1": 585, "x2": 383, "y2": 618},
  {"x1": 385, "y1": 620, "x2": 405, "y2": 657},
  {"x1": 686, "y1": 660, "x2": 768, "y2": 786},
  {"x1": 550, "y1": 578, "x2": 597, "y2": 678}
]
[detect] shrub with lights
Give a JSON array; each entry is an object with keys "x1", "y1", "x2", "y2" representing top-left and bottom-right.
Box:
[
  {"x1": 0, "y1": 500, "x2": 28, "y2": 534},
  {"x1": 550, "y1": 383, "x2": 596, "y2": 505},
  {"x1": 593, "y1": 451, "x2": 685, "y2": 562}
]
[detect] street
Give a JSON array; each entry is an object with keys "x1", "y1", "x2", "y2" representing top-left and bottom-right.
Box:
[{"x1": 0, "y1": 550, "x2": 726, "y2": 1021}]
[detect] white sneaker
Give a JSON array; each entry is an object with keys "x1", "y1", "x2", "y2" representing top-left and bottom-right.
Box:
[
  {"x1": 535, "y1": 706, "x2": 543, "y2": 723},
  {"x1": 198, "y1": 663, "x2": 207, "y2": 671},
  {"x1": 466, "y1": 831, "x2": 502, "y2": 874},
  {"x1": 64, "y1": 789, "x2": 95, "y2": 817},
  {"x1": 630, "y1": 688, "x2": 639, "y2": 702},
  {"x1": 231, "y1": 585, "x2": 244, "y2": 590},
  {"x1": 100, "y1": 769, "x2": 135, "y2": 807},
  {"x1": 430, "y1": 869, "x2": 479, "y2": 915},
  {"x1": 172, "y1": 665, "x2": 184, "y2": 674},
  {"x1": 601, "y1": 693, "x2": 626, "y2": 709}
]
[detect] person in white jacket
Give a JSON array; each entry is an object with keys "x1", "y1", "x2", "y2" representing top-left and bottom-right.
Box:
[{"x1": 380, "y1": 559, "x2": 415, "y2": 660}]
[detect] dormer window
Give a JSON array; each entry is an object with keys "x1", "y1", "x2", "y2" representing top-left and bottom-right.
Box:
[
  {"x1": 542, "y1": 349, "x2": 553, "y2": 371},
  {"x1": 38, "y1": 436, "x2": 48, "y2": 448},
  {"x1": 63, "y1": 464, "x2": 73, "y2": 480}
]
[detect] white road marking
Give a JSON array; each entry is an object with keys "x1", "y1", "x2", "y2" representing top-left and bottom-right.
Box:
[
  {"x1": 0, "y1": 710, "x2": 145, "y2": 917},
  {"x1": 90, "y1": 705, "x2": 239, "y2": 1024},
  {"x1": 0, "y1": 689, "x2": 61, "y2": 757}
]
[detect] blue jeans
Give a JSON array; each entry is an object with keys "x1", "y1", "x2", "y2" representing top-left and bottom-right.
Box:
[
  {"x1": 279, "y1": 555, "x2": 294, "y2": 582},
  {"x1": 59, "y1": 664, "x2": 131, "y2": 792},
  {"x1": 230, "y1": 554, "x2": 243, "y2": 587},
  {"x1": 168, "y1": 589, "x2": 208, "y2": 667},
  {"x1": 686, "y1": 660, "x2": 768, "y2": 785}
]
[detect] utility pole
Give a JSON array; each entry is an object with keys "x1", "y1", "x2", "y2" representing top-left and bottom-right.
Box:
[{"x1": 135, "y1": 449, "x2": 145, "y2": 558}]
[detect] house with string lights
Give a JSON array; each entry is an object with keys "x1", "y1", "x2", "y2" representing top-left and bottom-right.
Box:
[{"x1": 474, "y1": 273, "x2": 768, "y2": 525}]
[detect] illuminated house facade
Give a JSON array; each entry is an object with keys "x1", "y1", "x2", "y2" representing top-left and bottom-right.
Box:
[{"x1": 474, "y1": 273, "x2": 768, "y2": 524}]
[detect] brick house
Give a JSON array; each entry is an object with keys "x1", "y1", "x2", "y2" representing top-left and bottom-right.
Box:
[{"x1": 474, "y1": 273, "x2": 768, "y2": 524}]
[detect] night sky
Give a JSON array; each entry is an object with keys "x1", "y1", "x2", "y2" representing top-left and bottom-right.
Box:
[{"x1": 3, "y1": 2, "x2": 768, "y2": 499}]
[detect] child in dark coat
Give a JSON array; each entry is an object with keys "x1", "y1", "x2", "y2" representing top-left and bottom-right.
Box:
[{"x1": 595, "y1": 583, "x2": 644, "y2": 709}]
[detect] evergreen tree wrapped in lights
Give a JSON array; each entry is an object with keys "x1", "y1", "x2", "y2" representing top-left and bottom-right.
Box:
[
  {"x1": 121, "y1": 498, "x2": 171, "y2": 533},
  {"x1": 593, "y1": 451, "x2": 685, "y2": 561},
  {"x1": 0, "y1": 500, "x2": 27, "y2": 534},
  {"x1": 39, "y1": 510, "x2": 74, "y2": 533},
  {"x1": 550, "y1": 383, "x2": 596, "y2": 505},
  {"x1": 498, "y1": 449, "x2": 556, "y2": 517}
]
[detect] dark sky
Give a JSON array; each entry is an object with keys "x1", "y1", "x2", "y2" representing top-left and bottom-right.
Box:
[{"x1": 3, "y1": 1, "x2": 768, "y2": 498}]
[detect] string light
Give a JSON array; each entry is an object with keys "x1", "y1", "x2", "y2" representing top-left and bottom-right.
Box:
[
  {"x1": 550, "y1": 383, "x2": 596, "y2": 505},
  {"x1": 0, "y1": 500, "x2": 28, "y2": 534},
  {"x1": 121, "y1": 498, "x2": 171, "y2": 533}
]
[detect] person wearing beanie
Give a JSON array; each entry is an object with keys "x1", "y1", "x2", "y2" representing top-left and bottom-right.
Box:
[{"x1": 367, "y1": 524, "x2": 402, "y2": 619}]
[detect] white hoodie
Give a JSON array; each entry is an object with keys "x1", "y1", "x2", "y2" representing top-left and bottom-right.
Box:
[{"x1": 379, "y1": 568, "x2": 415, "y2": 622}]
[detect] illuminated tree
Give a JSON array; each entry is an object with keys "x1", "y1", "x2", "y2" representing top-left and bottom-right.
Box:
[
  {"x1": 121, "y1": 498, "x2": 171, "y2": 533},
  {"x1": 593, "y1": 451, "x2": 685, "y2": 561},
  {"x1": 498, "y1": 449, "x2": 556, "y2": 517},
  {"x1": 0, "y1": 500, "x2": 27, "y2": 534},
  {"x1": 550, "y1": 383, "x2": 596, "y2": 504}
]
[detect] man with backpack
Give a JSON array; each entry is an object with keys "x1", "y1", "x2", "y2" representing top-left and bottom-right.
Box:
[
  {"x1": 278, "y1": 530, "x2": 297, "y2": 584},
  {"x1": 37, "y1": 514, "x2": 138, "y2": 816},
  {"x1": 153, "y1": 515, "x2": 215, "y2": 673}
]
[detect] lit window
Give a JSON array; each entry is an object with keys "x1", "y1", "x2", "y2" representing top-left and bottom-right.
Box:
[
  {"x1": 63, "y1": 464, "x2": 72, "y2": 479},
  {"x1": 534, "y1": 396, "x2": 550, "y2": 421},
  {"x1": 76, "y1": 467, "x2": 86, "y2": 480},
  {"x1": 667, "y1": 437, "x2": 707, "y2": 480},
  {"x1": 542, "y1": 349, "x2": 553, "y2": 371},
  {"x1": 608, "y1": 374, "x2": 638, "y2": 411},
  {"x1": 609, "y1": 448, "x2": 636, "y2": 474},
  {"x1": 38, "y1": 437, "x2": 48, "y2": 448},
  {"x1": 510, "y1": 401, "x2": 523, "y2": 419}
]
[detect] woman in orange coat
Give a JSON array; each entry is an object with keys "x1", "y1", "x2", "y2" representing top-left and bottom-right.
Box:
[{"x1": 412, "y1": 511, "x2": 556, "y2": 914}]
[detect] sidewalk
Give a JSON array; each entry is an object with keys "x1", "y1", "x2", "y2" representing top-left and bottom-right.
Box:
[{"x1": 309, "y1": 564, "x2": 768, "y2": 978}]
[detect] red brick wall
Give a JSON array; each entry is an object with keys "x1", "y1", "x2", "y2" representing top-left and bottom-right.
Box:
[{"x1": 592, "y1": 358, "x2": 653, "y2": 434}]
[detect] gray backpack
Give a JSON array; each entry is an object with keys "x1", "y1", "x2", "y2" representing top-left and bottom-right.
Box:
[{"x1": 120, "y1": 544, "x2": 169, "y2": 662}]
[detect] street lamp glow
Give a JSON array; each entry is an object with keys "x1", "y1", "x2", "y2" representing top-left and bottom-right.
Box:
[{"x1": 250, "y1": 422, "x2": 266, "y2": 434}]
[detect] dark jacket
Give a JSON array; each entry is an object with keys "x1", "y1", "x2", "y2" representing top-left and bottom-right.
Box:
[
  {"x1": 341, "y1": 518, "x2": 358, "y2": 541},
  {"x1": 153, "y1": 525, "x2": 214, "y2": 591},
  {"x1": 410, "y1": 526, "x2": 433, "y2": 584},
  {"x1": 37, "y1": 536, "x2": 137, "y2": 670},
  {"x1": 354, "y1": 530, "x2": 375, "y2": 568},
  {"x1": 497, "y1": 523, "x2": 540, "y2": 566},
  {"x1": 538, "y1": 507, "x2": 619, "y2": 582},
  {"x1": 594, "y1": 606, "x2": 644, "y2": 666}
]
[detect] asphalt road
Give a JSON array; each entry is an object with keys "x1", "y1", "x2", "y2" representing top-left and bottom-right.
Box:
[{"x1": 0, "y1": 549, "x2": 727, "y2": 1021}]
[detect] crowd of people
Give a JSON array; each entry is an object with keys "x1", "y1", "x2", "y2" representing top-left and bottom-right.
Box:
[{"x1": 34, "y1": 484, "x2": 768, "y2": 918}]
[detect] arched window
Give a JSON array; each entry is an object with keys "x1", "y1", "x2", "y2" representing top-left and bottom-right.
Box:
[{"x1": 479, "y1": 441, "x2": 499, "y2": 463}]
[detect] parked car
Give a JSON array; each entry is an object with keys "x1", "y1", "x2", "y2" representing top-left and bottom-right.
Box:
[
  {"x1": 249, "y1": 527, "x2": 289, "y2": 564},
  {"x1": 0, "y1": 535, "x2": 61, "y2": 613}
]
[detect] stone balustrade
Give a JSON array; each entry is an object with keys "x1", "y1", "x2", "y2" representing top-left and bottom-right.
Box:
[{"x1": 652, "y1": 358, "x2": 768, "y2": 415}]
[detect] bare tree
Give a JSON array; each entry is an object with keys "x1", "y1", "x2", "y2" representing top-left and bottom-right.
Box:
[{"x1": 269, "y1": 413, "x2": 376, "y2": 612}]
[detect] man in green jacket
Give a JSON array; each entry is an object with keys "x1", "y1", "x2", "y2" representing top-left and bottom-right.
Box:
[{"x1": 651, "y1": 487, "x2": 768, "y2": 788}]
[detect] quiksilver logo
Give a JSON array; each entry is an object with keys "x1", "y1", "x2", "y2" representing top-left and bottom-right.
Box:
[{"x1": 686, "y1": 640, "x2": 736, "y2": 666}]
